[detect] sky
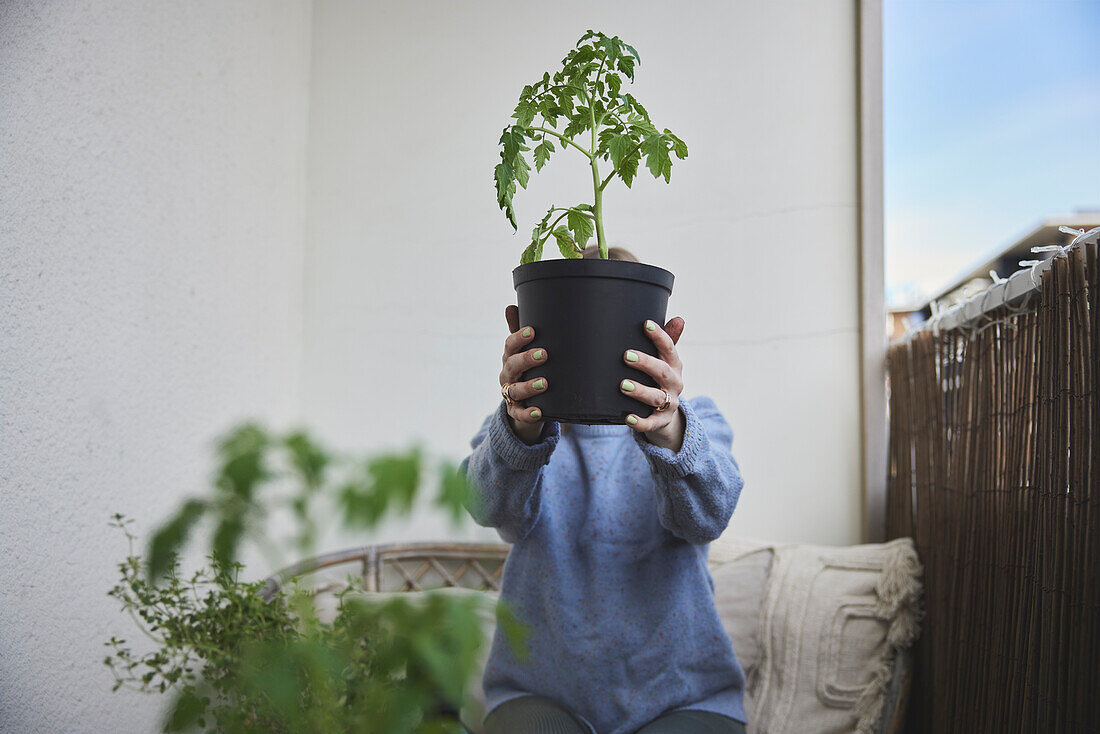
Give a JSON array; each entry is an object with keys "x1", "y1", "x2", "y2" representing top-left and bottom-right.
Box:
[{"x1": 884, "y1": 0, "x2": 1100, "y2": 308}]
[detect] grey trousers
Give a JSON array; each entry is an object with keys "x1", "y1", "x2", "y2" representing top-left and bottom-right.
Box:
[{"x1": 482, "y1": 694, "x2": 748, "y2": 734}]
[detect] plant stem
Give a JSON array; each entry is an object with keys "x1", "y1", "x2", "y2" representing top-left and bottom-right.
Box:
[{"x1": 589, "y1": 104, "x2": 607, "y2": 258}]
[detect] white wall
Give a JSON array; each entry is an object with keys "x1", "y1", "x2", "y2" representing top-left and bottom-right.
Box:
[
  {"x1": 301, "y1": 0, "x2": 864, "y2": 551},
  {"x1": 0, "y1": 2, "x2": 312, "y2": 732}
]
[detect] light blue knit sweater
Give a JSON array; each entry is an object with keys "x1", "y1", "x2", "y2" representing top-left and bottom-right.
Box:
[{"x1": 459, "y1": 395, "x2": 747, "y2": 734}]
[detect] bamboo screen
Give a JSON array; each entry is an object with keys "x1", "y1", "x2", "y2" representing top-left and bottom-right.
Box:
[{"x1": 885, "y1": 241, "x2": 1099, "y2": 733}]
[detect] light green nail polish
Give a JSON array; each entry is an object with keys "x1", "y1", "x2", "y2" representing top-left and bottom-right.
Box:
[
  {"x1": 626, "y1": 415, "x2": 638, "y2": 425},
  {"x1": 625, "y1": 350, "x2": 639, "y2": 362},
  {"x1": 621, "y1": 380, "x2": 635, "y2": 392},
  {"x1": 533, "y1": 378, "x2": 545, "y2": 390},
  {"x1": 521, "y1": 326, "x2": 532, "y2": 338},
  {"x1": 531, "y1": 408, "x2": 541, "y2": 419},
  {"x1": 645, "y1": 320, "x2": 657, "y2": 331},
  {"x1": 533, "y1": 349, "x2": 544, "y2": 360}
]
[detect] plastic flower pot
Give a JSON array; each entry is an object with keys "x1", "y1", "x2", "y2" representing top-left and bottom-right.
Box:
[{"x1": 513, "y1": 258, "x2": 674, "y2": 424}]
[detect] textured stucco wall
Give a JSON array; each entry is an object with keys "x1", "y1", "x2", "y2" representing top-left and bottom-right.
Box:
[
  {"x1": 0, "y1": 2, "x2": 312, "y2": 731},
  {"x1": 301, "y1": 0, "x2": 863, "y2": 551}
]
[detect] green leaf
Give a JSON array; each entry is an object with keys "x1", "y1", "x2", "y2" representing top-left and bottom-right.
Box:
[
  {"x1": 495, "y1": 598, "x2": 531, "y2": 663},
  {"x1": 500, "y1": 126, "x2": 530, "y2": 159},
  {"x1": 147, "y1": 499, "x2": 207, "y2": 583},
  {"x1": 567, "y1": 210, "x2": 594, "y2": 249},
  {"x1": 538, "y1": 99, "x2": 562, "y2": 128},
  {"x1": 666, "y1": 129, "x2": 688, "y2": 159},
  {"x1": 211, "y1": 514, "x2": 245, "y2": 571},
  {"x1": 512, "y1": 99, "x2": 537, "y2": 128},
  {"x1": 435, "y1": 462, "x2": 475, "y2": 526},
  {"x1": 551, "y1": 226, "x2": 581, "y2": 258},
  {"x1": 533, "y1": 140, "x2": 553, "y2": 171},
  {"x1": 573, "y1": 45, "x2": 596, "y2": 65},
  {"x1": 512, "y1": 150, "x2": 531, "y2": 189},
  {"x1": 609, "y1": 133, "x2": 635, "y2": 170},
  {"x1": 368, "y1": 449, "x2": 422, "y2": 515},
  {"x1": 214, "y1": 423, "x2": 270, "y2": 501},
  {"x1": 562, "y1": 110, "x2": 589, "y2": 140},
  {"x1": 642, "y1": 134, "x2": 672, "y2": 183},
  {"x1": 617, "y1": 56, "x2": 635, "y2": 80},
  {"x1": 284, "y1": 431, "x2": 329, "y2": 492},
  {"x1": 630, "y1": 118, "x2": 658, "y2": 137},
  {"x1": 520, "y1": 241, "x2": 538, "y2": 264},
  {"x1": 596, "y1": 126, "x2": 617, "y2": 159},
  {"x1": 607, "y1": 73, "x2": 622, "y2": 97},
  {"x1": 494, "y1": 161, "x2": 517, "y2": 230},
  {"x1": 164, "y1": 689, "x2": 205, "y2": 731},
  {"x1": 623, "y1": 93, "x2": 649, "y2": 120}
]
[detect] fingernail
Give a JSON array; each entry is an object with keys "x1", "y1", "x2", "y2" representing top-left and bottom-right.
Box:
[
  {"x1": 533, "y1": 378, "x2": 545, "y2": 390},
  {"x1": 530, "y1": 408, "x2": 541, "y2": 419},
  {"x1": 620, "y1": 380, "x2": 635, "y2": 392},
  {"x1": 626, "y1": 415, "x2": 638, "y2": 425},
  {"x1": 625, "y1": 350, "x2": 639, "y2": 362},
  {"x1": 645, "y1": 320, "x2": 657, "y2": 331},
  {"x1": 521, "y1": 326, "x2": 532, "y2": 338},
  {"x1": 533, "y1": 349, "x2": 545, "y2": 360}
]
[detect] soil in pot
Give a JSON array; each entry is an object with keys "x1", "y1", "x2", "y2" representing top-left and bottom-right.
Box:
[{"x1": 513, "y1": 258, "x2": 675, "y2": 424}]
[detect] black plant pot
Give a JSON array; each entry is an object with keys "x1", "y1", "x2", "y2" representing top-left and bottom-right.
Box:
[{"x1": 513, "y1": 258, "x2": 675, "y2": 424}]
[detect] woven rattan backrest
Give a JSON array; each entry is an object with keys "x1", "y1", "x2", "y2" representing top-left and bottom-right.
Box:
[{"x1": 261, "y1": 541, "x2": 510, "y2": 601}]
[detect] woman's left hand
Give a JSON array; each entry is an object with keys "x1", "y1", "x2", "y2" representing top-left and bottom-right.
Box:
[{"x1": 621, "y1": 317, "x2": 686, "y2": 452}]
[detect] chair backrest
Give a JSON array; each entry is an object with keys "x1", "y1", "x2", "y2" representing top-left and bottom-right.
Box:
[{"x1": 261, "y1": 541, "x2": 510, "y2": 602}]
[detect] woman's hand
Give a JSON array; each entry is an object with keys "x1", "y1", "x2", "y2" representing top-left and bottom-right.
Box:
[
  {"x1": 620, "y1": 317, "x2": 686, "y2": 452},
  {"x1": 500, "y1": 305, "x2": 549, "y2": 444}
]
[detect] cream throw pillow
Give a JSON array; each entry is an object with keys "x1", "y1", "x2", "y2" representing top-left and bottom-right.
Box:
[
  {"x1": 708, "y1": 542, "x2": 775, "y2": 679},
  {"x1": 748, "y1": 538, "x2": 922, "y2": 734}
]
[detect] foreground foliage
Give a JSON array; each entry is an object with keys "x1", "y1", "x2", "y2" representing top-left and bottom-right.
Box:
[{"x1": 105, "y1": 424, "x2": 527, "y2": 733}]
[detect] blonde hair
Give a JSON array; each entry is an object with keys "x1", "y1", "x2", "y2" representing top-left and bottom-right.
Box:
[{"x1": 581, "y1": 244, "x2": 639, "y2": 262}]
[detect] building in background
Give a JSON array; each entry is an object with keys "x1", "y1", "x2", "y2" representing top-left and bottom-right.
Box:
[{"x1": 888, "y1": 210, "x2": 1100, "y2": 340}]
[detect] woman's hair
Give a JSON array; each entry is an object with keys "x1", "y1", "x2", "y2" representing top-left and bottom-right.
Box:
[{"x1": 581, "y1": 244, "x2": 639, "y2": 262}]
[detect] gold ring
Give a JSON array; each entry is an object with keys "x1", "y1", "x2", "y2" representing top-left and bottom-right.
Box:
[
  {"x1": 654, "y1": 389, "x2": 672, "y2": 412},
  {"x1": 501, "y1": 382, "x2": 516, "y2": 406}
]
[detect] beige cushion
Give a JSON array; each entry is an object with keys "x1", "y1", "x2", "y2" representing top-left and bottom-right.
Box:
[
  {"x1": 747, "y1": 538, "x2": 922, "y2": 734},
  {"x1": 708, "y1": 542, "x2": 775, "y2": 678}
]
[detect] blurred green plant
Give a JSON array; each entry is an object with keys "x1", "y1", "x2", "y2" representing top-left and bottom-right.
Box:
[{"x1": 105, "y1": 423, "x2": 528, "y2": 734}]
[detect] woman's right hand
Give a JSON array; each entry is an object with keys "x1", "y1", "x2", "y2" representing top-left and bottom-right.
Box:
[{"x1": 500, "y1": 304, "x2": 549, "y2": 444}]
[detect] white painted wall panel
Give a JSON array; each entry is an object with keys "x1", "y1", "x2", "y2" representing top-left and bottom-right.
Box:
[{"x1": 302, "y1": 0, "x2": 862, "y2": 550}]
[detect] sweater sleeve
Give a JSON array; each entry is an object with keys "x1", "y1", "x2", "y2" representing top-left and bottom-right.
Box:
[
  {"x1": 631, "y1": 395, "x2": 745, "y2": 545},
  {"x1": 458, "y1": 398, "x2": 562, "y2": 543}
]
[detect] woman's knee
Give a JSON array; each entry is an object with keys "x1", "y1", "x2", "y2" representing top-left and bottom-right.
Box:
[
  {"x1": 483, "y1": 694, "x2": 591, "y2": 734},
  {"x1": 633, "y1": 709, "x2": 747, "y2": 734}
]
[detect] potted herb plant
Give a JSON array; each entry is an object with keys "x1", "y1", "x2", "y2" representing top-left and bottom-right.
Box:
[{"x1": 495, "y1": 30, "x2": 687, "y2": 424}]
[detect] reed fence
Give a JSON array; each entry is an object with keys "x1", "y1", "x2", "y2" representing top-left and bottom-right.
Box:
[{"x1": 885, "y1": 240, "x2": 1099, "y2": 733}]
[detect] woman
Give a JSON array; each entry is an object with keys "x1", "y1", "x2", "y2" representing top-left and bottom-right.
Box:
[{"x1": 459, "y1": 246, "x2": 747, "y2": 734}]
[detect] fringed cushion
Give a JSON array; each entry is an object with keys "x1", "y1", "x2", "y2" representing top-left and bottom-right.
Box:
[{"x1": 745, "y1": 537, "x2": 922, "y2": 734}]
